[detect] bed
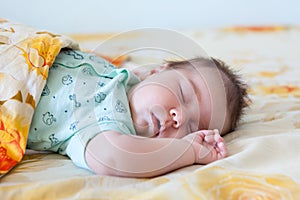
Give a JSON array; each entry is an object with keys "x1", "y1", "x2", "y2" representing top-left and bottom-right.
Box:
[{"x1": 1, "y1": 19, "x2": 300, "y2": 199}]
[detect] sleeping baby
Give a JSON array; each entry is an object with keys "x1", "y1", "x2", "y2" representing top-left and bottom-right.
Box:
[{"x1": 27, "y1": 49, "x2": 248, "y2": 178}]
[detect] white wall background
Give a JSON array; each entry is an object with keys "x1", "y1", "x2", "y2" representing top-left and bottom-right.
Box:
[{"x1": 1, "y1": 0, "x2": 300, "y2": 33}]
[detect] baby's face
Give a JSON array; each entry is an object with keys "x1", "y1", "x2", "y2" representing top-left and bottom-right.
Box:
[{"x1": 128, "y1": 66, "x2": 222, "y2": 138}]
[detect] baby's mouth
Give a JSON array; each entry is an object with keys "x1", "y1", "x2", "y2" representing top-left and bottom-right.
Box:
[
  {"x1": 151, "y1": 114, "x2": 161, "y2": 137},
  {"x1": 154, "y1": 118, "x2": 161, "y2": 137},
  {"x1": 157, "y1": 119, "x2": 161, "y2": 132}
]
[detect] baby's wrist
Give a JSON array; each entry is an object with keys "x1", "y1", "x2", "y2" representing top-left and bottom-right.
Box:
[{"x1": 182, "y1": 138, "x2": 197, "y2": 164}]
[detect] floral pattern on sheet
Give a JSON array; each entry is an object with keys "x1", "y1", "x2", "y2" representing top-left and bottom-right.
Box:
[
  {"x1": 0, "y1": 116, "x2": 26, "y2": 172},
  {"x1": 0, "y1": 18, "x2": 78, "y2": 175},
  {"x1": 16, "y1": 33, "x2": 63, "y2": 79},
  {"x1": 131, "y1": 167, "x2": 300, "y2": 199}
]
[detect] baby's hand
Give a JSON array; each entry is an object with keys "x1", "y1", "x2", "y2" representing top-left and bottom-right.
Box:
[{"x1": 182, "y1": 129, "x2": 227, "y2": 164}]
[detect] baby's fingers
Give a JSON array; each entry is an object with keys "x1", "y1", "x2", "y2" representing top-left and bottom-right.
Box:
[
  {"x1": 204, "y1": 129, "x2": 220, "y2": 143},
  {"x1": 216, "y1": 140, "x2": 228, "y2": 158}
]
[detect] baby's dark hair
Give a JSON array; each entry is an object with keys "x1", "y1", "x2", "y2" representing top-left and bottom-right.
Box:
[{"x1": 165, "y1": 57, "x2": 249, "y2": 132}]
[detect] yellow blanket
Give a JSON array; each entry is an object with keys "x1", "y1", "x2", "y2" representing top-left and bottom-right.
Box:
[{"x1": 0, "y1": 19, "x2": 79, "y2": 175}]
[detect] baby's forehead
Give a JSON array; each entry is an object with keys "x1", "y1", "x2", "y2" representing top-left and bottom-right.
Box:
[{"x1": 173, "y1": 63, "x2": 220, "y2": 81}]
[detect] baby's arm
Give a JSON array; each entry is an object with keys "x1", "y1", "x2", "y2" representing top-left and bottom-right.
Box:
[
  {"x1": 85, "y1": 131, "x2": 195, "y2": 178},
  {"x1": 85, "y1": 130, "x2": 227, "y2": 178}
]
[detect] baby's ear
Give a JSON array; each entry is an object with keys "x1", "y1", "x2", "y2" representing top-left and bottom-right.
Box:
[
  {"x1": 149, "y1": 63, "x2": 170, "y2": 75},
  {"x1": 133, "y1": 64, "x2": 170, "y2": 81}
]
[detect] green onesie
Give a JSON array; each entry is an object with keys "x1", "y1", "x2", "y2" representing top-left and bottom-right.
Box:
[{"x1": 28, "y1": 49, "x2": 140, "y2": 170}]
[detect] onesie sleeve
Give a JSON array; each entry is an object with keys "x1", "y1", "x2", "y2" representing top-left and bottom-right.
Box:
[
  {"x1": 66, "y1": 122, "x2": 132, "y2": 170},
  {"x1": 66, "y1": 68, "x2": 140, "y2": 170}
]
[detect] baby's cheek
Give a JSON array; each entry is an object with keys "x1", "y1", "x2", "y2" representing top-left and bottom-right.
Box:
[{"x1": 158, "y1": 88, "x2": 180, "y2": 105}]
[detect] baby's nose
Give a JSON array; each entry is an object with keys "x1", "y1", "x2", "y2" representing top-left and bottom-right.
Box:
[{"x1": 170, "y1": 108, "x2": 181, "y2": 128}]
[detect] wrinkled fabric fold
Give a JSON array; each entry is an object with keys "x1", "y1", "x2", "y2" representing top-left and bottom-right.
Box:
[{"x1": 0, "y1": 18, "x2": 79, "y2": 176}]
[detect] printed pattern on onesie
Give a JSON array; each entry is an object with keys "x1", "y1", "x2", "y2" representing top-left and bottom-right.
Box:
[{"x1": 27, "y1": 49, "x2": 140, "y2": 169}]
